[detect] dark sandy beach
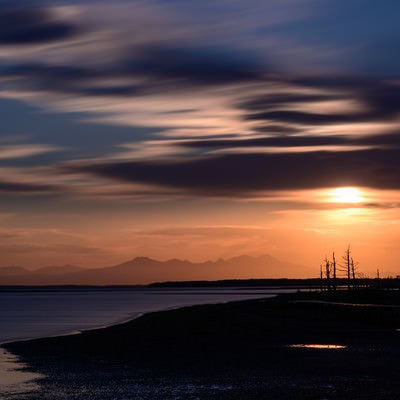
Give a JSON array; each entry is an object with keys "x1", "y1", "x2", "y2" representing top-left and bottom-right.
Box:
[{"x1": 4, "y1": 290, "x2": 400, "y2": 399}]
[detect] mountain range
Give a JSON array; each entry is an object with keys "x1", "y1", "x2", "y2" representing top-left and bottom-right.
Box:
[{"x1": 0, "y1": 255, "x2": 315, "y2": 285}]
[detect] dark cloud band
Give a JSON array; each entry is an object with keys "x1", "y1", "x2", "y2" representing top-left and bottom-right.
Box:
[
  {"x1": 177, "y1": 131, "x2": 400, "y2": 149},
  {"x1": 0, "y1": 6, "x2": 79, "y2": 45},
  {"x1": 0, "y1": 180, "x2": 57, "y2": 193},
  {"x1": 69, "y1": 148, "x2": 400, "y2": 195}
]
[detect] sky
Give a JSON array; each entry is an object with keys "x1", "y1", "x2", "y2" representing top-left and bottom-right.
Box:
[{"x1": 0, "y1": 0, "x2": 400, "y2": 277}]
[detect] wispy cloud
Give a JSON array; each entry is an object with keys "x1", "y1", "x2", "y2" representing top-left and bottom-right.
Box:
[
  {"x1": 0, "y1": 179, "x2": 57, "y2": 193},
  {"x1": 0, "y1": 0, "x2": 399, "y2": 202},
  {"x1": 0, "y1": 144, "x2": 61, "y2": 159}
]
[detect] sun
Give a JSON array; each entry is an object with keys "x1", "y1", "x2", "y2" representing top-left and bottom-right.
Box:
[{"x1": 331, "y1": 187, "x2": 363, "y2": 203}]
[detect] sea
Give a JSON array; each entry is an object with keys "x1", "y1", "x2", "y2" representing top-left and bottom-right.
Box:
[{"x1": 0, "y1": 286, "x2": 299, "y2": 399}]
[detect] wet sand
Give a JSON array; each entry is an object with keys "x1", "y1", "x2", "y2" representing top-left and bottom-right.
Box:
[{"x1": 3, "y1": 290, "x2": 400, "y2": 399}]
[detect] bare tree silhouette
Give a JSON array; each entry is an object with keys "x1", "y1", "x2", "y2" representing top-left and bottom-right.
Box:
[
  {"x1": 324, "y1": 256, "x2": 331, "y2": 291},
  {"x1": 320, "y1": 246, "x2": 361, "y2": 291},
  {"x1": 340, "y1": 245, "x2": 352, "y2": 290},
  {"x1": 332, "y1": 252, "x2": 337, "y2": 291},
  {"x1": 351, "y1": 257, "x2": 359, "y2": 289}
]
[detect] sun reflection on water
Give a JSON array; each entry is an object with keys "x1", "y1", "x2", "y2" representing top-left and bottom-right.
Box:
[
  {"x1": 0, "y1": 348, "x2": 42, "y2": 398},
  {"x1": 289, "y1": 344, "x2": 347, "y2": 349}
]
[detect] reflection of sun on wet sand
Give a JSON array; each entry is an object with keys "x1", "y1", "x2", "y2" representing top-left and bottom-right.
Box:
[
  {"x1": 289, "y1": 344, "x2": 347, "y2": 349},
  {"x1": 3, "y1": 289, "x2": 400, "y2": 399},
  {"x1": 0, "y1": 348, "x2": 42, "y2": 397}
]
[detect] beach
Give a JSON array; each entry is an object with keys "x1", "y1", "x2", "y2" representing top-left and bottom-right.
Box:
[{"x1": 3, "y1": 290, "x2": 400, "y2": 399}]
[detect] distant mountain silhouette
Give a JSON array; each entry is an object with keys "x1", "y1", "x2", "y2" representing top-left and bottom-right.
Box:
[
  {"x1": 0, "y1": 255, "x2": 314, "y2": 285},
  {"x1": 35, "y1": 265, "x2": 83, "y2": 275},
  {"x1": 0, "y1": 266, "x2": 30, "y2": 276}
]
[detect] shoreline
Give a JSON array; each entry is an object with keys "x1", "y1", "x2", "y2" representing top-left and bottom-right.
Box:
[
  {"x1": 0, "y1": 311, "x2": 145, "y2": 348},
  {"x1": 5, "y1": 290, "x2": 400, "y2": 356},
  {"x1": 2, "y1": 295, "x2": 265, "y2": 349},
  {"x1": 3, "y1": 288, "x2": 399, "y2": 347},
  {"x1": 3, "y1": 290, "x2": 400, "y2": 399},
  {"x1": 1, "y1": 287, "x2": 284, "y2": 347}
]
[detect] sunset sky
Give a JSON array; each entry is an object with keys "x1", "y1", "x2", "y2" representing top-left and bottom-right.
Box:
[{"x1": 1, "y1": 0, "x2": 400, "y2": 277}]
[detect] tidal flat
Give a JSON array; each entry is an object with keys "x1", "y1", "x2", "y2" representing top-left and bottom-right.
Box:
[{"x1": 4, "y1": 290, "x2": 400, "y2": 399}]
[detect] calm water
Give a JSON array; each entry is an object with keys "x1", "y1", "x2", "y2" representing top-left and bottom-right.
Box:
[
  {"x1": 0, "y1": 287, "x2": 296, "y2": 399},
  {"x1": 0, "y1": 287, "x2": 295, "y2": 343}
]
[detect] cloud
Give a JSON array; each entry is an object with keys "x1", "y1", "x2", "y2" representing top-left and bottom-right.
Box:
[
  {"x1": 1, "y1": 0, "x2": 398, "y2": 140},
  {"x1": 245, "y1": 110, "x2": 369, "y2": 125},
  {"x1": 0, "y1": 0, "x2": 399, "y2": 203},
  {"x1": 0, "y1": 180, "x2": 57, "y2": 193},
  {"x1": 360, "y1": 83, "x2": 400, "y2": 117},
  {"x1": 68, "y1": 148, "x2": 400, "y2": 195},
  {"x1": 0, "y1": 144, "x2": 61, "y2": 160},
  {"x1": 302, "y1": 78, "x2": 400, "y2": 119},
  {"x1": 240, "y1": 93, "x2": 341, "y2": 110},
  {"x1": 0, "y1": 242, "x2": 107, "y2": 255},
  {"x1": 174, "y1": 131, "x2": 400, "y2": 150},
  {"x1": 0, "y1": 232, "x2": 20, "y2": 239},
  {"x1": 1, "y1": 63, "x2": 102, "y2": 94},
  {"x1": 2, "y1": 56, "x2": 400, "y2": 200},
  {"x1": 0, "y1": 6, "x2": 79, "y2": 45},
  {"x1": 240, "y1": 79, "x2": 400, "y2": 127},
  {"x1": 1, "y1": 43, "x2": 263, "y2": 100},
  {"x1": 123, "y1": 45, "x2": 264, "y2": 86}
]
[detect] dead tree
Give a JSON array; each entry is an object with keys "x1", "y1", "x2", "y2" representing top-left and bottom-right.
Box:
[
  {"x1": 321, "y1": 247, "x2": 360, "y2": 290},
  {"x1": 332, "y1": 252, "x2": 337, "y2": 291},
  {"x1": 325, "y1": 257, "x2": 331, "y2": 291},
  {"x1": 341, "y1": 245, "x2": 352, "y2": 290},
  {"x1": 351, "y1": 257, "x2": 359, "y2": 289},
  {"x1": 320, "y1": 264, "x2": 323, "y2": 291}
]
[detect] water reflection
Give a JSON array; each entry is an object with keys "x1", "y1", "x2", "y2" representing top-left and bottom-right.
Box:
[
  {"x1": 289, "y1": 344, "x2": 347, "y2": 349},
  {"x1": 0, "y1": 348, "x2": 42, "y2": 399}
]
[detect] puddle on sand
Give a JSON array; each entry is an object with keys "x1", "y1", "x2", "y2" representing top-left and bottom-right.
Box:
[
  {"x1": 0, "y1": 347, "x2": 42, "y2": 399},
  {"x1": 289, "y1": 344, "x2": 347, "y2": 349}
]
